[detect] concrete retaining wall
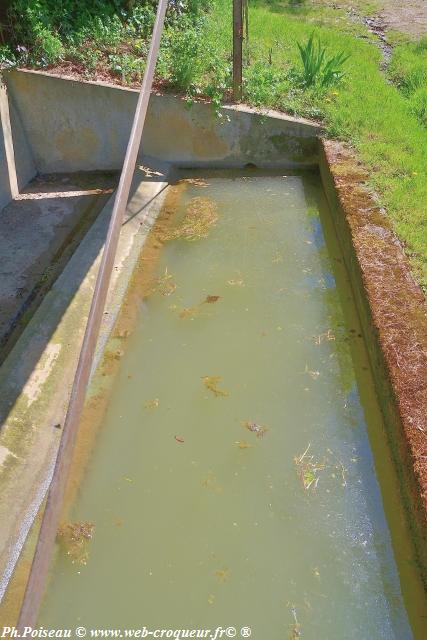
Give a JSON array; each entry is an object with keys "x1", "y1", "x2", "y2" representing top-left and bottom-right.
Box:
[
  {"x1": 0, "y1": 79, "x2": 36, "y2": 210},
  {"x1": 0, "y1": 118, "x2": 12, "y2": 210},
  {"x1": 5, "y1": 69, "x2": 321, "y2": 174}
]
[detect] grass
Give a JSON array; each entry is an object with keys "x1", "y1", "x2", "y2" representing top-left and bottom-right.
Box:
[
  {"x1": 0, "y1": 0, "x2": 426, "y2": 284},
  {"x1": 389, "y1": 37, "x2": 427, "y2": 127}
]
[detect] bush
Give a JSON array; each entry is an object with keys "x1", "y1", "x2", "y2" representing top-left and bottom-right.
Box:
[
  {"x1": 165, "y1": 19, "x2": 203, "y2": 89},
  {"x1": 245, "y1": 62, "x2": 288, "y2": 106}
]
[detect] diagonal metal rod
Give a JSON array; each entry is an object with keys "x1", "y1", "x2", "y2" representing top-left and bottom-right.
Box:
[{"x1": 17, "y1": 0, "x2": 169, "y2": 628}]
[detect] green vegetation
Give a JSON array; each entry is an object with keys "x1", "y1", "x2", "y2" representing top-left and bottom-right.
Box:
[
  {"x1": 0, "y1": 0, "x2": 426, "y2": 284},
  {"x1": 297, "y1": 31, "x2": 350, "y2": 88},
  {"x1": 389, "y1": 37, "x2": 427, "y2": 127}
]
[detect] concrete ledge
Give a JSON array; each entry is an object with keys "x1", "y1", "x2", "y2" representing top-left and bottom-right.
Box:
[
  {"x1": 5, "y1": 69, "x2": 321, "y2": 173},
  {"x1": 319, "y1": 139, "x2": 427, "y2": 587},
  {"x1": 0, "y1": 162, "x2": 170, "y2": 603}
]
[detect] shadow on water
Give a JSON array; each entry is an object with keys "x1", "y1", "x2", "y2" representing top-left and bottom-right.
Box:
[{"x1": 307, "y1": 173, "x2": 427, "y2": 638}]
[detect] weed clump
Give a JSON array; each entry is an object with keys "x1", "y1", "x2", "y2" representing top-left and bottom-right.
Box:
[
  {"x1": 162, "y1": 197, "x2": 218, "y2": 242},
  {"x1": 242, "y1": 421, "x2": 268, "y2": 438},
  {"x1": 294, "y1": 444, "x2": 347, "y2": 491},
  {"x1": 202, "y1": 375, "x2": 228, "y2": 397},
  {"x1": 57, "y1": 521, "x2": 95, "y2": 565}
]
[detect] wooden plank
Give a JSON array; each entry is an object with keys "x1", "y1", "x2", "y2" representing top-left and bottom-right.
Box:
[{"x1": 233, "y1": 0, "x2": 243, "y2": 102}]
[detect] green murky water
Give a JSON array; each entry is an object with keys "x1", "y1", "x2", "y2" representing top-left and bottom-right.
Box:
[{"x1": 40, "y1": 171, "x2": 427, "y2": 638}]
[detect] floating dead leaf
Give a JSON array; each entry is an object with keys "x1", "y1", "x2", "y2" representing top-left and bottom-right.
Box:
[
  {"x1": 234, "y1": 440, "x2": 253, "y2": 449},
  {"x1": 175, "y1": 435, "x2": 185, "y2": 443},
  {"x1": 242, "y1": 421, "x2": 268, "y2": 438},
  {"x1": 227, "y1": 278, "x2": 244, "y2": 287},
  {"x1": 179, "y1": 305, "x2": 200, "y2": 320},
  {"x1": 202, "y1": 471, "x2": 223, "y2": 493},
  {"x1": 162, "y1": 197, "x2": 218, "y2": 242},
  {"x1": 202, "y1": 376, "x2": 229, "y2": 397},
  {"x1": 204, "y1": 295, "x2": 221, "y2": 304},
  {"x1": 58, "y1": 521, "x2": 95, "y2": 565},
  {"x1": 215, "y1": 568, "x2": 231, "y2": 583},
  {"x1": 145, "y1": 398, "x2": 160, "y2": 410}
]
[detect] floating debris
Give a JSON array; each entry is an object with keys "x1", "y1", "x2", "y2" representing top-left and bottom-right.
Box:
[
  {"x1": 294, "y1": 444, "x2": 326, "y2": 491},
  {"x1": 178, "y1": 294, "x2": 221, "y2": 320},
  {"x1": 185, "y1": 177, "x2": 209, "y2": 187},
  {"x1": 272, "y1": 250, "x2": 283, "y2": 264},
  {"x1": 163, "y1": 197, "x2": 218, "y2": 241},
  {"x1": 57, "y1": 521, "x2": 95, "y2": 565},
  {"x1": 288, "y1": 606, "x2": 301, "y2": 639},
  {"x1": 156, "y1": 268, "x2": 177, "y2": 296},
  {"x1": 138, "y1": 165, "x2": 164, "y2": 178},
  {"x1": 202, "y1": 472, "x2": 223, "y2": 493},
  {"x1": 327, "y1": 448, "x2": 348, "y2": 487},
  {"x1": 179, "y1": 305, "x2": 201, "y2": 320},
  {"x1": 215, "y1": 568, "x2": 231, "y2": 583},
  {"x1": 242, "y1": 421, "x2": 268, "y2": 438},
  {"x1": 227, "y1": 278, "x2": 244, "y2": 287},
  {"x1": 207, "y1": 594, "x2": 215, "y2": 605},
  {"x1": 145, "y1": 398, "x2": 160, "y2": 410},
  {"x1": 304, "y1": 365, "x2": 320, "y2": 380},
  {"x1": 294, "y1": 445, "x2": 347, "y2": 491},
  {"x1": 234, "y1": 440, "x2": 253, "y2": 449},
  {"x1": 312, "y1": 329, "x2": 335, "y2": 345},
  {"x1": 202, "y1": 376, "x2": 229, "y2": 397},
  {"x1": 175, "y1": 435, "x2": 185, "y2": 443}
]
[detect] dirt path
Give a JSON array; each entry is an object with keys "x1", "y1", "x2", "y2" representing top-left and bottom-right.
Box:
[
  {"x1": 380, "y1": 0, "x2": 427, "y2": 39},
  {"x1": 313, "y1": 1, "x2": 426, "y2": 38}
]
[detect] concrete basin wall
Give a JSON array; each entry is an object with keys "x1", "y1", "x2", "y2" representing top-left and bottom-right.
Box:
[
  {"x1": 4, "y1": 70, "x2": 320, "y2": 174},
  {"x1": 0, "y1": 80, "x2": 36, "y2": 209}
]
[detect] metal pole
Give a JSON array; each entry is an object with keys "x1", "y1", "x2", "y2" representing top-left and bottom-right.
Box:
[
  {"x1": 17, "y1": 0, "x2": 169, "y2": 628},
  {"x1": 233, "y1": 0, "x2": 243, "y2": 102}
]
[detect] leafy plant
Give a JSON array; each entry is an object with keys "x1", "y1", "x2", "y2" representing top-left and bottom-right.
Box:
[{"x1": 297, "y1": 31, "x2": 349, "y2": 88}]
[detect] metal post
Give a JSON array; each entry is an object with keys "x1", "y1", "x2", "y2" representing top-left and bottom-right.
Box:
[
  {"x1": 17, "y1": 0, "x2": 169, "y2": 628},
  {"x1": 233, "y1": 0, "x2": 243, "y2": 102}
]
